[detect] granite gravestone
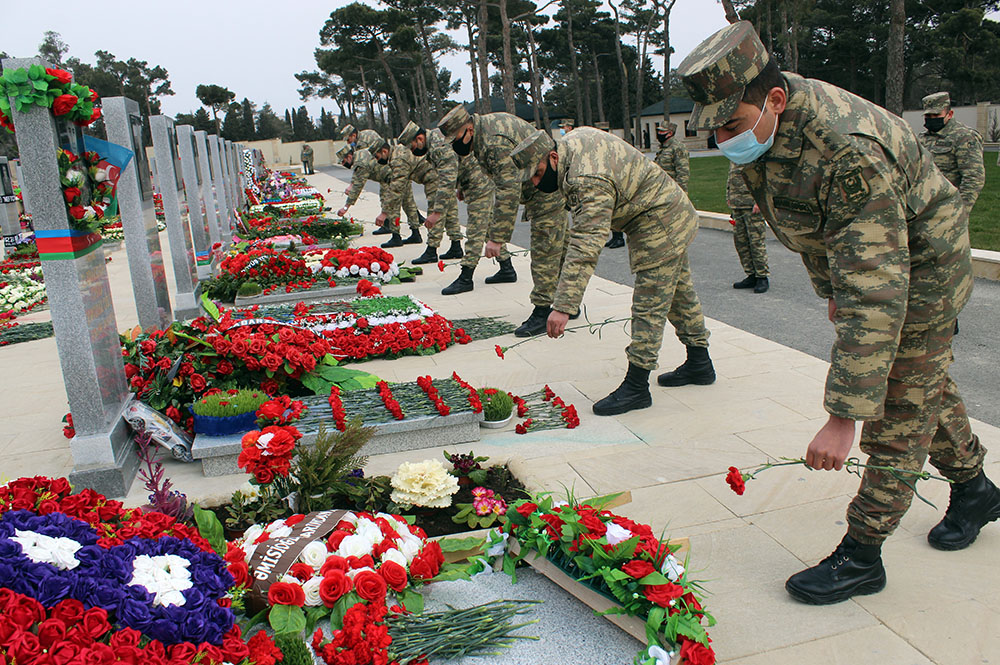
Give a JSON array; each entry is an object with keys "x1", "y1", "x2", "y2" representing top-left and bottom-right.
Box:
[
  {"x1": 194, "y1": 130, "x2": 221, "y2": 246},
  {"x1": 150, "y1": 115, "x2": 199, "y2": 320},
  {"x1": 207, "y1": 134, "x2": 232, "y2": 243},
  {"x1": 3, "y1": 57, "x2": 136, "y2": 496},
  {"x1": 0, "y1": 157, "x2": 21, "y2": 256},
  {"x1": 220, "y1": 140, "x2": 236, "y2": 219},
  {"x1": 176, "y1": 125, "x2": 212, "y2": 277},
  {"x1": 102, "y1": 97, "x2": 172, "y2": 329}
]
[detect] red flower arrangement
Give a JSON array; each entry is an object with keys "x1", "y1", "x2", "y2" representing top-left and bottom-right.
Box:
[
  {"x1": 450, "y1": 372, "x2": 482, "y2": 413},
  {"x1": 255, "y1": 394, "x2": 306, "y2": 425},
  {"x1": 236, "y1": 425, "x2": 303, "y2": 485},
  {"x1": 328, "y1": 386, "x2": 347, "y2": 431},
  {"x1": 376, "y1": 381, "x2": 404, "y2": 420},
  {"x1": 416, "y1": 375, "x2": 451, "y2": 416},
  {"x1": 355, "y1": 278, "x2": 382, "y2": 297}
]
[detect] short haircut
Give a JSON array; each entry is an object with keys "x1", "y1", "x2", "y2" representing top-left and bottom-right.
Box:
[{"x1": 742, "y1": 59, "x2": 787, "y2": 107}]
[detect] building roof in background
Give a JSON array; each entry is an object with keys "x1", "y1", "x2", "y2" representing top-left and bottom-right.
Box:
[
  {"x1": 459, "y1": 97, "x2": 566, "y2": 123},
  {"x1": 638, "y1": 97, "x2": 696, "y2": 117}
]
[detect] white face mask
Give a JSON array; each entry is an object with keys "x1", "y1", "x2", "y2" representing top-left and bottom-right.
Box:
[{"x1": 715, "y1": 101, "x2": 777, "y2": 165}]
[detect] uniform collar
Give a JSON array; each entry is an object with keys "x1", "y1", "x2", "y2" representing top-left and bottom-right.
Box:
[{"x1": 761, "y1": 74, "x2": 814, "y2": 162}]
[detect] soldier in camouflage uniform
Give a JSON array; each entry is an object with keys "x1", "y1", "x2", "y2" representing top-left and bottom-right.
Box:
[
  {"x1": 679, "y1": 21, "x2": 998, "y2": 606},
  {"x1": 726, "y1": 162, "x2": 770, "y2": 292},
  {"x1": 654, "y1": 122, "x2": 690, "y2": 191},
  {"x1": 919, "y1": 92, "x2": 985, "y2": 211},
  {"x1": 373, "y1": 134, "x2": 464, "y2": 264},
  {"x1": 510, "y1": 127, "x2": 716, "y2": 416},
  {"x1": 335, "y1": 145, "x2": 423, "y2": 247},
  {"x1": 438, "y1": 105, "x2": 570, "y2": 337}
]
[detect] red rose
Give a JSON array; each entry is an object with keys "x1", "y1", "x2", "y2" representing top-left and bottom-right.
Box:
[
  {"x1": 253, "y1": 468, "x2": 275, "y2": 485},
  {"x1": 266, "y1": 582, "x2": 305, "y2": 607},
  {"x1": 578, "y1": 513, "x2": 607, "y2": 536},
  {"x1": 320, "y1": 556, "x2": 348, "y2": 576},
  {"x1": 189, "y1": 373, "x2": 207, "y2": 392},
  {"x1": 540, "y1": 513, "x2": 564, "y2": 539},
  {"x1": 408, "y1": 554, "x2": 435, "y2": 581},
  {"x1": 680, "y1": 639, "x2": 716, "y2": 665},
  {"x1": 288, "y1": 562, "x2": 314, "y2": 582},
  {"x1": 228, "y1": 561, "x2": 250, "y2": 587},
  {"x1": 80, "y1": 607, "x2": 111, "y2": 639},
  {"x1": 63, "y1": 187, "x2": 81, "y2": 203},
  {"x1": 88, "y1": 88, "x2": 98, "y2": 102},
  {"x1": 515, "y1": 502, "x2": 537, "y2": 520},
  {"x1": 36, "y1": 618, "x2": 67, "y2": 649},
  {"x1": 318, "y1": 571, "x2": 352, "y2": 607},
  {"x1": 50, "y1": 599, "x2": 84, "y2": 626},
  {"x1": 36, "y1": 499, "x2": 61, "y2": 515},
  {"x1": 52, "y1": 94, "x2": 78, "y2": 116},
  {"x1": 89, "y1": 107, "x2": 101, "y2": 123},
  {"x1": 353, "y1": 570, "x2": 387, "y2": 602},
  {"x1": 256, "y1": 401, "x2": 286, "y2": 422},
  {"x1": 726, "y1": 466, "x2": 746, "y2": 495},
  {"x1": 643, "y1": 582, "x2": 685, "y2": 607},
  {"x1": 68, "y1": 205, "x2": 86, "y2": 220},
  {"x1": 109, "y1": 627, "x2": 142, "y2": 649},
  {"x1": 378, "y1": 560, "x2": 409, "y2": 592},
  {"x1": 622, "y1": 560, "x2": 656, "y2": 579},
  {"x1": 45, "y1": 68, "x2": 73, "y2": 85},
  {"x1": 260, "y1": 378, "x2": 280, "y2": 395}
]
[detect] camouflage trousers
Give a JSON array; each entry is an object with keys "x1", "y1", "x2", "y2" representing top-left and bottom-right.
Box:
[
  {"x1": 846, "y1": 320, "x2": 986, "y2": 545},
  {"x1": 628, "y1": 250, "x2": 710, "y2": 370},
  {"x1": 382, "y1": 184, "x2": 422, "y2": 233},
  {"x1": 525, "y1": 195, "x2": 569, "y2": 307},
  {"x1": 460, "y1": 161, "x2": 510, "y2": 268},
  {"x1": 423, "y1": 181, "x2": 463, "y2": 248},
  {"x1": 732, "y1": 208, "x2": 769, "y2": 278}
]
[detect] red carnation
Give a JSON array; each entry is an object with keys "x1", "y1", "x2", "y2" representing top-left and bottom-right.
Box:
[
  {"x1": 726, "y1": 466, "x2": 746, "y2": 495},
  {"x1": 495, "y1": 345, "x2": 505, "y2": 359}
]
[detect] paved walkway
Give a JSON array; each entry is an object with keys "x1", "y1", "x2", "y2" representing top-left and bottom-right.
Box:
[{"x1": 3, "y1": 170, "x2": 998, "y2": 664}]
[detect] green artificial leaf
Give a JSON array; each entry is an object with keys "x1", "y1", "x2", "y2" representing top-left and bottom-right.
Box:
[
  {"x1": 200, "y1": 293, "x2": 221, "y2": 322},
  {"x1": 321, "y1": 353, "x2": 339, "y2": 366},
  {"x1": 330, "y1": 592, "x2": 360, "y2": 627},
  {"x1": 32, "y1": 80, "x2": 47, "y2": 91},
  {"x1": 605, "y1": 569, "x2": 631, "y2": 582},
  {"x1": 428, "y1": 561, "x2": 478, "y2": 583},
  {"x1": 304, "y1": 606, "x2": 329, "y2": 636},
  {"x1": 11, "y1": 69, "x2": 28, "y2": 84},
  {"x1": 637, "y1": 571, "x2": 670, "y2": 586},
  {"x1": 399, "y1": 588, "x2": 424, "y2": 614},
  {"x1": 27, "y1": 64, "x2": 45, "y2": 79},
  {"x1": 437, "y1": 535, "x2": 487, "y2": 552},
  {"x1": 268, "y1": 604, "x2": 306, "y2": 635},
  {"x1": 192, "y1": 504, "x2": 227, "y2": 557}
]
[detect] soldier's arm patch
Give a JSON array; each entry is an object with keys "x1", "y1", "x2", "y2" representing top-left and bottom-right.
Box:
[{"x1": 837, "y1": 166, "x2": 870, "y2": 205}]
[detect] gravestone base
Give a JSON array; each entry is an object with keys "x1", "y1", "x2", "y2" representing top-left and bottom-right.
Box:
[
  {"x1": 174, "y1": 283, "x2": 202, "y2": 321},
  {"x1": 192, "y1": 410, "x2": 482, "y2": 477},
  {"x1": 233, "y1": 283, "x2": 359, "y2": 307},
  {"x1": 67, "y1": 417, "x2": 140, "y2": 499}
]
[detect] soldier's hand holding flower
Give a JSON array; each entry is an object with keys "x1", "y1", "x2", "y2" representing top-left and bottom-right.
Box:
[
  {"x1": 375, "y1": 213, "x2": 388, "y2": 226},
  {"x1": 485, "y1": 241, "x2": 502, "y2": 258},
  {"x1": 546, "y1": 310, "x2": 570, "y2": 339},
  {"x1": 806, "y1": 415, "x2": 856, "y2": 470},
  {"x1": 424, "y1": 212, "x2": 442, "y2": 229},
  {"x1": 337, "y1": 207, "x2": 349, "y2": 217}
]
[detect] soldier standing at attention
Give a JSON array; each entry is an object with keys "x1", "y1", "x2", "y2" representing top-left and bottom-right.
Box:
[
  {"x1": 300, "y1": 144, "x2": 314, "y2": 175},
  {"x1": 678, "y1": 21, "x2": 999, "y2": 605},
  {"x1": 335, "y1": 145, "x2": 423, "y2": 247},
  {"x1": 919, "y1": 92, "x2": 985, "y2": 211},
  {"x1": 654, "y1": 122, "x2": 690, "y2": 192},
  {"x1": 726, "y1": 162, "x2": 770, "y2": 293},
  {"x1": 510, "y1": 127, "x2": 717, "y2": 416},
  {"x1": 438, "y1": 105, "x2": 570, "y2": 337}
]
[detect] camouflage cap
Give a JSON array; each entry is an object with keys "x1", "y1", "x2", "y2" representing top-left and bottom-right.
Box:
[
  {"x1": 656, "y1": 122, "x2": 678, "y2": 134},
  {"x1": 367, "y1": 139, "x2": 390, "y2": 157},
  {"x1": 398, "y1": 121, "x2": 422, "y2": 145},
  {"x1": 676, "y1": 21, "x2": 770, "y2": 131},
  {"x1": 339, "y1": 124, "x2": 356, "y2": 140},
  {"x1": 922, "y1": 92, "x2": 951, "y2": 114},
  {"x1": 438, "y1": 104, "x2": 472, "y2": 139},
  {"x1": 510, "y1": 130, "x2": 556, "y2": 182},
  {"x1": 335, "y1": 145, "x2": 352, "y2": 161}
]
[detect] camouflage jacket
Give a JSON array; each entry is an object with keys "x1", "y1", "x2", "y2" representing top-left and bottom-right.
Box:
[
  {"x1": 552, "y1": 127, "x2": 699, "y2": 315},
  {"x1": 345, "y1": 150, "x2": 390, "y2": 208},
  {"x1": 423, "y1": 128, "x2": 459, "y2": 215},
  {"x1": 471, "y1": 112, "x2": 538, "y2": 241},
  {"x1": 300, "y1": 145, "x2": 313, "y2": 160},
  {"x1": 742, "y1": 74, "x2": 973, "y2": 420},
  {"x1": 654, "y1": 136, "x2": 690, "y2": 191},
  {"x1": 918, "y1": 119, "x2": 985, "y2": 209},
  {"x1": 356, "y1": 129, "x2": 383, "y2": 153},
  {"x1": 726, "y1": 162, "x2": 755, "y2": 209},
  {"x1": 383, "y1": 144, "x2": 434, "y2": 219}
]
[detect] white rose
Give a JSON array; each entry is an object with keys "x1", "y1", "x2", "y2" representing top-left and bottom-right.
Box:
[
  {"x1": 370, "y1": 262, "x2": 380, "y2": 272},
  {"x1": 381, "y1": 548, "x2": 407, "y2": 568},
  {"x1": 397, "y1": 537, "x2": 423, "y2": 563},
  {"x1": 349, "y1": 264, "x2": 359, "y2": 274},
  {"x1": 336, "y1": 534, "x2": 373, "y2": 559},
  {"x1": 346, "y1": 566, "x2": 375, "y2": 579},
  {"x1": 279, "y1": 574, "x2": 299, "y2": 585},
  {"x1": 299, "y1": 541, "x2": 329, "y2": 571},
  {"x1": 358, "y1": 268, "x2": 369, "y2": 277},
  {"x1": 302, "y1": 577, "x2": 323, "y2": 606},
  {"x1": 604, "y1": 522, "x2": 633, "y2": 546},
  {"x1": 243, "y1": 525, "x2": 265, "y2": 545},
  {"x1": 354, "y1": 519, "x2": 384, "y2": 547},
  {"x1": 157, "y1": 590, "x2": 187, "y2": 608},
  {"x1": 269, "y1": 524, "x2": 293, "y2": 539},
  {"x1": 92, "y1": 168, "x2": 108, "y2": 183},
  {"x1": 661, "y1": 554, "x2": 685, "y2": 582}
]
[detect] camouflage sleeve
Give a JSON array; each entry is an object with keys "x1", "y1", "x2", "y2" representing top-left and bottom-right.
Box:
[
  {"x1": 345, "y1": 163, "x2": 371, "y2": 208},
  {"x1": 381, "y1": 154, "x2": 412, "y2": 219},
  {"x1": 955, "y1": 133, "x2": 985, "y2": 208},
  {"x1": 551, "y1": 177, "x2": 615, "y2": 315},
  {"x1": 822, "y1": 142, "x2": 909, "y2": 421},
  {"x1": 673, "y1": 145, "x2": 690, "y2": 192},
  {"x1": 429, "y1": 146, "x2": 459, "y2": 216},
  {"x1": 485, "y1": 144, "x2": 521, "y2": 244}
]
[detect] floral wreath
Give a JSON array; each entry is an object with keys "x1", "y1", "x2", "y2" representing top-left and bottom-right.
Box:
[
  {"x1": 0, "y1": 65, "x2": 101, "y2": 133},
  {"x1": 58, "y1": 148, "x2": 115, "y2": 232}
]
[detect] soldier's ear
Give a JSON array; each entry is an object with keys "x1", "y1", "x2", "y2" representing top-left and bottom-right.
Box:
[
  {"x1": 767, "y1": 86, "x2": 788, "y2": 115},
  {"x1": 549, "y1": 151, "x2": 559, "y2": 168}
]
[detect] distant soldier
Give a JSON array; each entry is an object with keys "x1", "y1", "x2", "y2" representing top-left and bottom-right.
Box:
[
  {"x1": 300, "y1": 144, "x2": 314, "y2": 175},
  {"x1": 510, "y1": 127, "x2": 717, "y2": 416},
  {"x1": 919, "y1": 92, "x2": 985, "y2": 211},
  {"x1": 438, "y1": 106, "x2": 569, "y2": 337},
  {"x1": 335, "y1": 145, "x2": 422, "y2": 247},
  {"x1": 679, "y1": 21, "x2": 997, "y2": 606},
  {"x1": 373, "y1": 136, "x2": 464, "y2": 263},
  {"x1": 654, "y1": 122, "x2": 690, "y2": 191},
  {"x1": 338, "y1": 126, "x2": 408, "y2": 237},
  {"x1": 726, "y1": 162, "x2": 770, "y2": 293}
]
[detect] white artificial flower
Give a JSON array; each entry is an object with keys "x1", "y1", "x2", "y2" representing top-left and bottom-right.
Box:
[
  {"x1": 370, "y1": 262, "x2": 380, "y2": 272},
  {"x1": 346, "y1": 566, "x2": 375, "y2": 579},
  {"x1": 302, "y1": 577, "x2": 323, "y2": 606},
  {"x1": 335, "y1": 534, "x2": 373, "y2": 559},
  {"x1": 269, "y1": 524, "x2": 293, "y2": 539},
  {"x1": 397, "y1": 536, "x2": 423, "y2": 563},
  {"x1": 299, "y1": 541, "x2": 329, "y2": 571},
  {"x1": 487, "y1": 530, "x2": 509, "y2": 558},
  {"x1": 390, "y1": 459, "x2": 460, "y2": 509},
  {"x1": 337, "y1": 267, "x2": 350, "y2": 278},
  {"x1": 359, "y1": 268, "x2": 369, "y2": 277},
  {"x1": 279, "y1": 574, "x2": 299, "y2": 585},
  {"x1": 647, "y1": 645, "x2": 676, "y2": 665},
  {"x1": 381, "y1": 548, "x2": 408, "y2": 568},
  {"x1": 11, "y1": 530, "x2": 83, "y2": 571},
  {"x1": 661, "y1": 554, "x2": 685, "y2": 582},
  {"x1": 243, "y1": 524, "x2": 265, "y2": 545},
  {"x1": 604, "y1": 522, "x2": 633, "y2": 546},
  {"x1": 354, "y1": 519, "x2": 384, "y2": 547},
  {"x1": 349, "y1": 264, "x2": 360, "y2": 275},
  {"x1": 128, "y1": 554, "x2": 193, "y2": 607}
]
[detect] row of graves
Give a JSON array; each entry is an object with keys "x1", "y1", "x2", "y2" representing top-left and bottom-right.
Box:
[{"x1": 0, "y1": 58, "x2": 717, "y2": 665}]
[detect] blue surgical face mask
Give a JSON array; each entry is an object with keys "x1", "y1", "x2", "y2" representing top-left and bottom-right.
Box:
[{"x1": 716, "y1": 101, "x2": 776, "y2": 165}]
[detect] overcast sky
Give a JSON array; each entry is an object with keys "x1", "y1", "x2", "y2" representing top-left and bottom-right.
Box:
[{"x1": 1, "y1": 0, "x2": 728, "y2": 121}]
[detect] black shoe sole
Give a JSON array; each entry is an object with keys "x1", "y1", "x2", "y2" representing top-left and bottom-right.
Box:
[
  {"x1": 592, "y1": 398, "x2": 652, "y2": 416},
  {"x1": 785, "y1": 574, "x2": 886, "y2": 605},
  {"x1": 927, "y1": 505, "x2": 1000, "y2": 551},
  {"x1": 373, "y1": 228, "x2": 392, "y2": 236},
  {"x1": 403, "y1": 236, "x2": 422, "y2": 245},
  {"x1": 411, "y1": 256, "x2": 437, "y2": 265},
  {"x1": 441, "y1": 284, "x2": 474, "y2": 296},
  {"x1": 657, "y1": 374, "x2": 717, "y2": 387},
  {"x1": 484, "y1": 275, "x2": 517, "y2": 284},
  {"x1": 513, "y1": 326, "x2": 545, "y2": 338},
  {"x1": 439, "y1": 252, "x2": 464, "y2": 260}
]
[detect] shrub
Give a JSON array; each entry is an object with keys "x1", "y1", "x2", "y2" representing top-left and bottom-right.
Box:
[
  {"x1": 476, "y1": 388, "x2": 514, "y2": 421},
  {"x1": 191, "y1": 388, "x2": 269, "y2": 417}
]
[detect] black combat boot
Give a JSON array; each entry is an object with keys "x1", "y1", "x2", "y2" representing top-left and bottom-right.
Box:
[
  {"x1": 657, "y1": 346, "x2": 716, "y2": 386},
  {"x1": 785, "y1": 534, "x2": 886, "y2": 605},
  {"x1": 514, "y1": 305, "x2": 550, "y2": 338},
  {"x1": 927, "y1": 469, "x2": 1000, "y2": 551},
  {"x1": 484, "y1": 258, "x2": 517, "y2": 284},
  {"x1": 733, "y1": 275, "x2": 756, "y2": 289},
  {"x1": 411, "y1": 246, "x2": 438, "y2": 265},
  {"x1": 373, "y1": 225, "x2": 392, "y2": 236},
  {"x1": 403, "y1": 228, "x2": 422, "y2": 245},
  {"x1": 439, "y1": 240, "x2": 464, "y2": 260},
  {"x1": 442, "y1": 266, "x2": 475, "y2": 296},
  {"x1": 380, "y1": 233, "x2": 404, "y2": 248},
  {"x1": 592, "y1": 363, "x2": 652, "y2": 416},
  {"x1": 753, "y1": 277, "x2": 770, "y2": 293},
  {"x1": 604, "y1": 231, "x2": 625, "y2": 249}
]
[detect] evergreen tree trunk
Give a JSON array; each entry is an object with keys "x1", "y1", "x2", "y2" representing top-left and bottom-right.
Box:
[
  {"x1": 500, "y1": 0, "x2": 517, "y2": 113},
  {"x1": 565, "y1": 0, "x2": 584, "y2": 125},
  {"x1": 663, "y1": 1, "x2": 677, "y2": 122},
  {"x1": 591, "y1": 51, "x2": 606, "y2": 124},
  {"x1": 477, "y1": 0, "x2": 492, "y2": 111},
  {"x1": 376, "y1": 45, "x2": 410, "y2": 127},
  {"x1": 886, "y1": 0, "x2": 905, "y2": 116},
  {"x1": 610, "y1": 1, "x2": 632, "y2": 144},
  {"x1": 526, "y1": 25, "x2": 551, "y2": 134},
  {"x1": 780, "y1": 0, "x2": 794, "y2": 71},
  {"x1": 358, "y1": 67, "x2": 377, "y2": 128},
  {"x1": 720, "y1": 0, "x2": 740, "y2": 23},
  {"x1": 633, "y1": 5, "x2": 659, "y2": 148},
  {"x1": 467, "y1": 22, "x2": 482, "y2": 112},
  {"x1": 418, "y1": 22, "x2": 444, "y2": 117}
]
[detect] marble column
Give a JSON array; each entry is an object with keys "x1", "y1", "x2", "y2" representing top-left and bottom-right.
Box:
[
  {"x1": 207, "y1": 134, "x2": 232, "y2": 244},
  {"x1": 176, "y1": 125, "x2": 212, "y2": 278},
  {"x1": 194, "y1": 130, "x2": 221, "y2": 245}
]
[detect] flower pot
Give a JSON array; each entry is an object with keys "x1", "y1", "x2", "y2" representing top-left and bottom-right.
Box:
[
  {"x1": 480, "y1": 412, "x2": 514, "y2": 429},
  {"x1": 191, "y1": 409, "x2": 259, "y2": 436}
]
